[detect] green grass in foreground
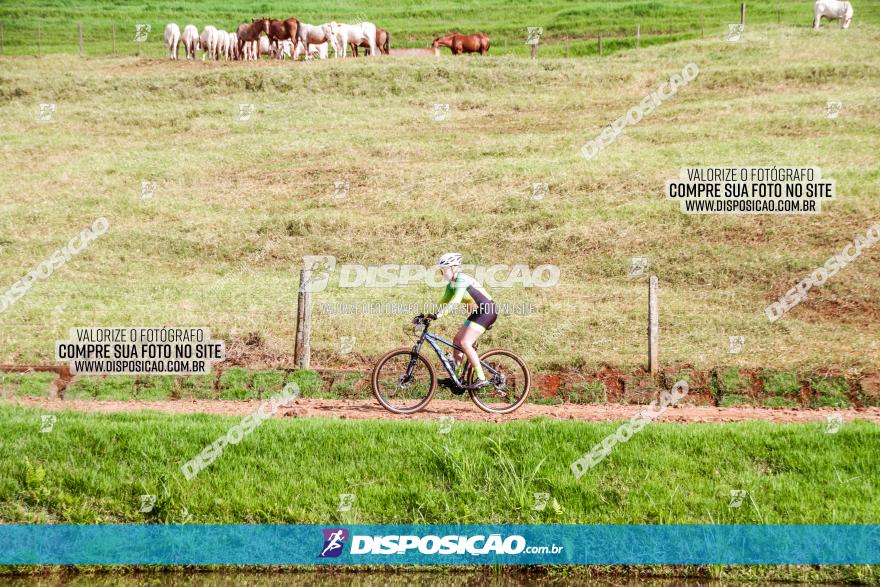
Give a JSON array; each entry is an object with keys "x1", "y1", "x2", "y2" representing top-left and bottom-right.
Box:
[
  {"x1": 0, "y1": 405, "x2": 878, "y2": 525},
  {"x1": 0, "y1": 566, "x2": 878, "y2": 585}
]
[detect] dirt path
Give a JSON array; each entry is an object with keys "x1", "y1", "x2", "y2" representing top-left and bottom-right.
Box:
[{"x1": 5, "y1": 397, "x2": 880, "y2": 424}]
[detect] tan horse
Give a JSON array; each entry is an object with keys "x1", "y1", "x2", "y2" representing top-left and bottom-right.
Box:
[
  {"x1": 431, "y1": 32, "x2": 489, "y2": 55},
  {"x1": 352, "y1": 27, "x2": 389, "y2": 56},
  {"x1": 298, "y1": 22, "x2": 340, "y2": 58}
]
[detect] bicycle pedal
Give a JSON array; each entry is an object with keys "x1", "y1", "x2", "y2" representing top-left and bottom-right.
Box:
[{"x1": 438, "y1": 378, "x2": 466, "y2": 395}]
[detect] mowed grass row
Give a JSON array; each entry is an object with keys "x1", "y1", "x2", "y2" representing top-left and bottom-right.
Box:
[
  {"x1": 0, "y1": 405, "x2": 878, "y2": 524},
  {"x1": 2, "y1": 0, "x2": 878, "y2": 57},
  {"x1": 0, "y1": 26, "x2": 879, "y2": 371}
]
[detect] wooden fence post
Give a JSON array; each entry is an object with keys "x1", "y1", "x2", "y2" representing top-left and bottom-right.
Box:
[
  {"x1": 598, "y1": 32, "x2": 602, "y2": 57},
  {"x1": 295, "y1": 269, "x2": 313, "y2": 369},
  {"x1": 741, "y1": 2, "x2": 747, "y2": 26},
  {"x1": 112, "y1": 23, "x2": 117, "y2": 56},
  {"x1": 701, "y1": 15, "x2": 704, "y2": 37},
  {"x1": 636, "y1": 24, "x2": 640, "y2": 48},
  {"x1": 78, "y1": 22, "x2": 83, "y2": 56},
  {"x1": 648, "y1": 276, "x2": 659, "y2": 375}
]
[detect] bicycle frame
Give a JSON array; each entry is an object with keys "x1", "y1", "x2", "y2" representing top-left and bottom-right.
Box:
[{"x1": 405, "y1": 321, "x2": 499, "y2": 387}]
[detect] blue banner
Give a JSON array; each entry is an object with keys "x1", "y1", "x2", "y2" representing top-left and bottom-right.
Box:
[{"x1": 1, "y1": 525, "x2": 878, "y2": 565}]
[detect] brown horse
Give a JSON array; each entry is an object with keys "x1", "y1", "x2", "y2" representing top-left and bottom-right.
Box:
[
  {"x1": 352, "y1": 27, "x2": 389, "y2": 56},
  {"x1": 237, "y1": 20, "x2": 265, "y2": 60},
  {"x1": 431, "y1": 32, "x2": 489, "y2": 55},
  {"x1": 253, "y1": 17, "x2": 300, "y2": 56}
]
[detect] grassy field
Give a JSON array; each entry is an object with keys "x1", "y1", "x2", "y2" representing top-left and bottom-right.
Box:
[
  {"x1": 3, "y1": 0, "x2": 880, "y2": 57},
  {"x1": 1, "y1": 24, "x2": 879, "y2": 372},
  {"x1": 1, "y1": 568, "x2": 878, "y2": 584},
  {"x1": 1, "y1": 404, "x2": 878, "y2": 524}
]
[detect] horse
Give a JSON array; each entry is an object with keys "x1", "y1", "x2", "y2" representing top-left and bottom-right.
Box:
[
  {"x1": 244, "y1": 35, "x2": 273, "y2": 59},
  {"x1": 814, "y1": 0, "x2": 854, "y2": 29},
  {"x1": 331, "y1": 21, "x2": 377, "y2": 57},
  {"x1": 253, "y1": 17, "x2": 300, "y2": 58},
  {"x1": 229, "y1": 32, "x2": 240, "y2": 60},
  {"x1": 292, "y1": 39, "x2": 329, "y2": 59},
  {"x1": 199, "y1": 25, "x2": 217, "y2": 61},
  {"x1": 278, "y1": 39, "x2": 293, "y2": 59},
  {"x1": 214, "y1": 30, "x2": 230, "y2": 60},
  {"x1": 297, "y1": 23, "x2": 340, "y2": 58},
  {"x1": 432, "y1": 32, "x2": 490, "y2": 55},
  {"x1": 352, "y1": 27, "x2": 389, "y2": 56},
  {"x1": 236, "y1": 21, "x2": 263, "y2": 60},
  {"x1": 181, "y1": 25, "x2": 199, "y2": 59},
  {"x1": 164, "y1": 23, "x2": 181, "y2": 59}
]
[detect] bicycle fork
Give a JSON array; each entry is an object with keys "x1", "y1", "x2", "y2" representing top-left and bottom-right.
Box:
[{"x1": 401, "y1": 340, "x2": 424, "y2": 386}]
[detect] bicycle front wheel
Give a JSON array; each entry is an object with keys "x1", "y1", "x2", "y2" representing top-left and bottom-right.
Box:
[
  {"x1": 468, "y1": 349, "x2": 531, "y2": 414},
  {"x1": 371, "y1": 348, "x2": 437, "y2": 414}
]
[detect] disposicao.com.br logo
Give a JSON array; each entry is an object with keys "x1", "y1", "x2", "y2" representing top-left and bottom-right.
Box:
[{"x1": 320, "y1": 528, "x2": 564, "y2": 557}]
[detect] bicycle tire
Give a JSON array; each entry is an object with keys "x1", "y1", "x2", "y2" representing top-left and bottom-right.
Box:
[
  {"x1": 468, "y1": 348, "x2": 531, "y2": 414},
  {"x1": 371, "y1": 348, "x2": 437, "y2": 414}
]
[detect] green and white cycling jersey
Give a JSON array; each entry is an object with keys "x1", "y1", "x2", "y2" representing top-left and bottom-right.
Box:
[{"x1": 435, "y1": 273, "x2": 497, "y2": 331}]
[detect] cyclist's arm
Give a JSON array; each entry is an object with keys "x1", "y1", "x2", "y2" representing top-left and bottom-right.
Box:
[{"x1": 435, "y1": 280, "x2": 466, "y2": 319}]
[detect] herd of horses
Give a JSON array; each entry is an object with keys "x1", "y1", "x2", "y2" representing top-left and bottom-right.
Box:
[{"x1": 163, "y1": 18, "x2": 491, "y2": 61}]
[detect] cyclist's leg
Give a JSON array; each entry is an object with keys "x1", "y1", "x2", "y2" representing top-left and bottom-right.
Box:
[
  {"x1": 452, "y1": 323, "x2": 469, "y2": 373},
  {"x1": 458, "y1": 324, "x2": 483, "y2": 380},
  {"x1": 460, "y1": 310, "x2": 497, "y2": 381}
]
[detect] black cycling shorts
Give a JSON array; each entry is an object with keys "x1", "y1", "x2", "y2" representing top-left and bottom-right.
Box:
[{"x1": 465, "y1": 302, "x2": 498, "y2": 332}]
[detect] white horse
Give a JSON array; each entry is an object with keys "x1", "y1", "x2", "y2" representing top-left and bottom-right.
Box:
[
  {"x1": 331, "y1": 21, "x2": 377, "y2": 57},
  {"x1": 181, "y1": 25, "x2": 199, "y2": 59},
  {"x1": 814, "y1": 0, "x2": 854, "y2": 29},
  {"x1": 297, "y1": 23, "x2": 340, "y2": 58},
  {"x1": 244, "y1": 36, "x2": 272, "y2": 60},
  {"x1": 215, "y1": 30, "x2": 230, "y2": 60},
  {"x1": 292, "y1": 39, "x2": 329, "y2": 60},
  {"x1": 277, "y1": 40, "x2": 294, "y2": 59},
  {"x1": 200, "y1": 25, "x2": 217, "y2": 61},
  {"x1": 228, "y1": 32, "x2": 240, "y2": 60},
  {"x1": 164, "y1": 23, "x2": 181, "y2": 59}
]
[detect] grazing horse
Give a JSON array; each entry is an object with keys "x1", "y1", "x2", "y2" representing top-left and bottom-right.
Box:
[
  {"x1": 215, "y1": 30, "x2": 231, "y2": 60},
  {"x1": 181, "y1": 25, "x2": 199, "y2": 59},
  {"x1": 291, "y1": 39, "x2": 329, "y2": 60},
  {"x1": 331, "y1": 21, "x2": 377, "y2": 57},
  {"x1": 814, "y1": 0, "x2": 854, "y2": 29},
  {"x1": 352, "y1": 27, "x2": 389, "y2": 56},
  {"x1": 244, "y1": 36, "x2": 273, "y2": 59},
  {"x1": 164, "y1": 23, "x2": 181, "y2": 59},
  {"x1": 297, "y1": 22, "x2": 340, "y2": 58},
  {"x1": 199, "y1": 25, "x2": 217, "y2": 61},
  {"x1": 236, "y1": 21, "x2": 264, "y2": 60},
  {"x1": 229, "y1": 32, "x2": 240, "y2": 59},
  {"x1": 254, "y1": 17, "x2": 300, "y2": 58},
  {"x1": 432, "y1": 32, "x2": 490, "y2": 55}
]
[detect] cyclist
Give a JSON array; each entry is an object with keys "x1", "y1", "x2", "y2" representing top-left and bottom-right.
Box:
[{"x1": 427, "y1": 252, "x2": 497, "y2": 391}]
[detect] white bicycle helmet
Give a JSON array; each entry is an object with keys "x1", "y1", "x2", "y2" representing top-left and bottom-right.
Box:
[{"x1": 437, "y1": 252, "x2": 463, "y2": 267}]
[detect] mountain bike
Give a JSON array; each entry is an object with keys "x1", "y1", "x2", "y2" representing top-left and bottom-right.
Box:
[{"x1": 371, "y1": 314, "x2": 531, "y2": 415}]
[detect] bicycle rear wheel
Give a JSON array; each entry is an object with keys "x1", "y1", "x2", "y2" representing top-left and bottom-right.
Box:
[
  {"x1": 467, "y1": 349, "x2": 531, "y2": 414},
  {"x1": 371, "y1": 348, "x2": 437, "y2": 414}
]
